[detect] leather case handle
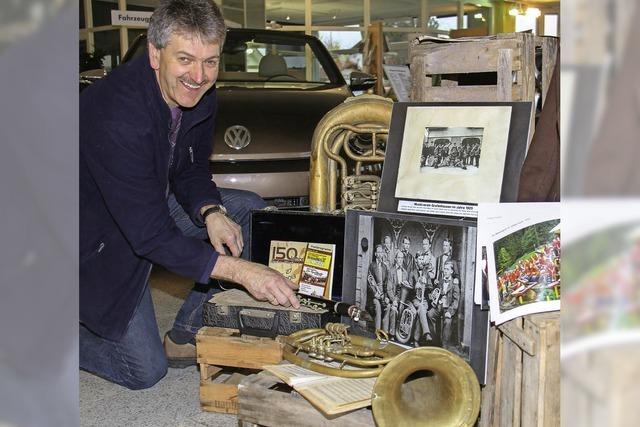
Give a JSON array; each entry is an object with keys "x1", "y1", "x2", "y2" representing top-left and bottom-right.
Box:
[{"x1": 237, "y1": 308, "x2": 279, "y2": 338}]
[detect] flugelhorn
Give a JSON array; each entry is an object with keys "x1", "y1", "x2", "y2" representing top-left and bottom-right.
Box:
[{"x1": 281, "y1": 323, "x2": 405, "y2": 378}]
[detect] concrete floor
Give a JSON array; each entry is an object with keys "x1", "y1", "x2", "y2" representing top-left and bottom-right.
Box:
[{"x1": 80, "y1": 268, "x2": 237, "y2": 427}]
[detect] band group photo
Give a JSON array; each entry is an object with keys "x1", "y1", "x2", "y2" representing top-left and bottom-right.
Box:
[
  {"x1": 353, "y1": 213, "x2": 477, "y2": 359},
  {"x1": 419, "y1": 127, "x2": 483, "y2": 173}
]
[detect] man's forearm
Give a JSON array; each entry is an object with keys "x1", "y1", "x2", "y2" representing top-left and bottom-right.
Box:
[{"x1": 210, "y1": 255, "x2": 243, "y2": 282}]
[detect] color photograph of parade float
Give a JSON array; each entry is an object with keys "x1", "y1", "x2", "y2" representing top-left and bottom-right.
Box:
[{"x1": 493, "y1": 219, "x2": 561, "y2": 312}]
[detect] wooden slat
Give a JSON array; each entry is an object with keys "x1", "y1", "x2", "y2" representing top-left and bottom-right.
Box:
[
  {"x1": 479, "y1": 325, "x2": 500, "y2": 427},
  {"x1": 521, "y1": 318, "x2": 541, "y2": 427},
  {"x1": 498, "y1": 317, "x2": 537, "y2": 356},
  {"x1": 410, "y1": 54, "x2": 427, "y2": 102},
  {"x1": 512, "y1": 322, "x2": 523, "y2": 427},
  {"x1": 498, "y1": 332, "x2": 518, "y2": 427},
  {"x1": 519, "y1": 33, "x2": 537, "y2": 147},
  {"x1": 412, "y1": 39, "x2": 522, "y2": 74},
  {"x1": 497, "y1": 48, "x2": 513, "y2": 102},
  {"x1": 423, "y1": 85, "x2": 522, "y2": 102},
  {"x1": 238, "y1": 374, "x2": 374, "y2": 427},
  {"x1": 541, "y1": 37, "x2": 558, "y2": 88},
  {"x1": 200, "y1": 363, "x2": 222, "y2": 381},
  {"x1": 540, "y1": 315, "x2": 560, "y2": 427},
  {"x1": 492, "y1": 328, "x2": 504, "y2": 426}
]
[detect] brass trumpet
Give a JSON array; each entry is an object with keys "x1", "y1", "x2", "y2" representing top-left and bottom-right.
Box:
[{"x1": 281, "y1": 323, "x2": 405, "y2": 378}]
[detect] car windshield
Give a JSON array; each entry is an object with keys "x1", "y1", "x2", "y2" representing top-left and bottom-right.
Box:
[{"x1": 219, "y1": 32, "x2": 337, "y2": 88}]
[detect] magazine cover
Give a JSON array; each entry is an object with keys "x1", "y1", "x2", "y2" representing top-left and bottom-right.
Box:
[
  {"x1": 481, "y1": 203, "x2": 561, "y2": 325},
  {"x1": 268, "y1": 241, "x2": 335, "y2": 299}
]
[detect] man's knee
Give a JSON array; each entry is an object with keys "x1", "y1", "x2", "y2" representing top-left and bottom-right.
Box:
[
  {"x1": 243, "y1": 190, "x2": 267, "y2": 210},
  {"x1": 122, "y1": 355, "x2": 168, "y2": 390}
]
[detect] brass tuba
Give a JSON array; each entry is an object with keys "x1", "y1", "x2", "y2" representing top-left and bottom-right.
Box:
[
  {"x1": 309, "y1": 95, "x2": 393, "y2": 213},
  {"x1": 372, "y1": 346, "x2": 481, "y2": 427}
]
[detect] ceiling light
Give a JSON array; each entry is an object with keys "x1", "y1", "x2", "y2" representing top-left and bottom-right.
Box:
[
  {"x1": 285, "y1": 15, "x2": 290, "y2": 20},
  {"x1": 474, "y1": 13, "x2": 483, "y2": 19},
  {"x1": 526, "y1": 7, "x2": 541, "y2": 18},
  {"x1": 508, "y1": 7, "x2": 520, "y2": 16}
]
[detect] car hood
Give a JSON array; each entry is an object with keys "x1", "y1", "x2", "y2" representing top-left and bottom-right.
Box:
[{"x1": 211, "y1": 85, "x2": 350, "y2": 161}]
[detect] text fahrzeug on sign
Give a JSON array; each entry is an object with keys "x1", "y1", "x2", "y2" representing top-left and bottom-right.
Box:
[{"x1": 111, "y1": 10, "x2": 153, "y2": 28}]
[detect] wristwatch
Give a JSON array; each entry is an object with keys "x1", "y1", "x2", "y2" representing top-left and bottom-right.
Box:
[{"x1": 202, "y1": 205, "x2": 227, "y2": 221}]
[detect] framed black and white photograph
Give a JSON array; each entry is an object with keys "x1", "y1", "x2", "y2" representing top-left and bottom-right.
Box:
[
  {"x1": 378, "y1": 102, "x2": 533, "y2": 216},
  {"x1": 343, "y1": 210, "x2": 489, "y2": 383},
  {"x1": 419, "y1": 127, "x2": 483, "y2": 175}
]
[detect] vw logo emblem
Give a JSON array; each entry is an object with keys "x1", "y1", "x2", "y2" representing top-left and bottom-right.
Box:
[{"x1": 224, "y1": 125, "x2": 251, "y2": 150}]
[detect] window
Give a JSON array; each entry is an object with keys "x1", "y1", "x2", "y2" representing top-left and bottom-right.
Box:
[
  {"x1": 316, "y1": 30, "x2": 364, "y2": 79},
  {"x1": 515, "y1": 15, "x2": 537, "y2": 34},
  {"x1": 219, "y1": 33, "x2": 334, "y2": 85},
  {"x1": 544, "y1": 14, "x2": 558, "y2": 37},
  {"x1": 431, "y1": 15, "x2": 468, "y2": 32},
  {"x1": 94, "y1": 30, "x2": 121, "y2": 71}
]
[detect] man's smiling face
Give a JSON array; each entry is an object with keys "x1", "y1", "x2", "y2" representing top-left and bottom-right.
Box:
[{"x1": 148, "y1": 33, "x2": 220, "y2": 108}]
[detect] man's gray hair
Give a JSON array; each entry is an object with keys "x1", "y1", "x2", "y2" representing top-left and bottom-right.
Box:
[{"x1": 148, "y1": 0, "x2": 226, "y2": 49}]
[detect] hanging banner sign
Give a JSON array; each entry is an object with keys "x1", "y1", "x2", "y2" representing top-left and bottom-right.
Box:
[{"x1": 111, "y1": 10, "x2": 153, "y2": 27}]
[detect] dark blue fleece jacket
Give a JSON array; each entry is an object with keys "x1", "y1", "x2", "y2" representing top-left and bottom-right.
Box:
[{"x1": 80, "y1": 54, "x2": 221, "y2": 341}]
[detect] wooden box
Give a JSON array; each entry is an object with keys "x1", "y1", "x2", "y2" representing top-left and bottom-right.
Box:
[
  {"x1": 409, "y1": 33, "x2": 559, "y2": 143},
  {"x1": 196, "y1": 326, "x2": 284, "y2": 414},
  {"x1": 237, "y1": 371, "x2": 374, "y2": 427},
  {"x1": 479, "y1": 312, "x2": 560, "y2": 427}
]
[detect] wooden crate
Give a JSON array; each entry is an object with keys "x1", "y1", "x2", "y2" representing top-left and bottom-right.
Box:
[
  {"x1": 237, "y1": 371, "x2": 374, "y2": 427},
  {"x1": 196, "y1": 326, "x2": 284, "y2": 414},
  {"x1": 409, "y1": 33, "x2": 559, "y2": 144},
  {"x1": 479, "y1": 312, "x2": 560, "y2": 427}
]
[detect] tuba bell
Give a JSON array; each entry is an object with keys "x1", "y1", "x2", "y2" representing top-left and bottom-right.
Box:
[
  {"x1": 372, "y1": 346, "x2": 481, "y2": 427},
  {"x1": 309, "y1": 95, "x2": 393, "y2": 213}
]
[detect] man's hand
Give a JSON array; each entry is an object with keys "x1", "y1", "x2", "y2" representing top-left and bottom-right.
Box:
[
  {"x1": 202, "y1": 208, "x2": 243, "y2": 257},
  {"x1": 212, "y1": 256, "x2": 300, "y2": 308},
  {"x1": 444, "y1": 311, "x2": 452, "y2": 319}
]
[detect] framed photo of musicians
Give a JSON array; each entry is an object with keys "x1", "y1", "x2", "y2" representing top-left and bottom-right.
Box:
[
  {"x1": 377, "y1": 102, "x2": 533, "y2": 216},
  {"x1": 343, "y1": 210, "x2": 489, "y2": 383}
]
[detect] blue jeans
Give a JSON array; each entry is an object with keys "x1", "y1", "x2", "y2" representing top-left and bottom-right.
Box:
[{"x1": 80, "y1": 188, "x2": 266, "y2": 389}]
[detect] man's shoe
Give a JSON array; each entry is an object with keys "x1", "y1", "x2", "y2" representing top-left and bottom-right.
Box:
[{"x1": 163, "y1": 332, "x2": 196, "y2": 368}]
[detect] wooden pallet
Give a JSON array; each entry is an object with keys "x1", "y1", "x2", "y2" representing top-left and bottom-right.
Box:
[
  {"x1": 479, "y1": 312, "x2": 560, "y2": 427},
  {"x1": 196, "y1": 326, "x2": 284, "y2": 414},
  {"x1": 237, "y1": 371, "x2": 374, "y2": 427}
]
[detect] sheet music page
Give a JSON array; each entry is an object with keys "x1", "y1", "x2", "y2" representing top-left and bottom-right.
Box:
[
  {"x1": 262, "y1": 363, "x2": 375, "y2": 415},
  {"x1": 295, "y1": 377, "x2": 376, "y2": 415}
]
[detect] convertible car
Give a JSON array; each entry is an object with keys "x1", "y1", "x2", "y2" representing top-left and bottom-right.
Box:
[{"x1": 111, "y1": 29, "x2": 376, "y2": 207}]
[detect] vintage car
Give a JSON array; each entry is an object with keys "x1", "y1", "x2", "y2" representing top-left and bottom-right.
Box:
[{"x1": 114, "y1": 29, "x2": 376, "y2": 208}]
